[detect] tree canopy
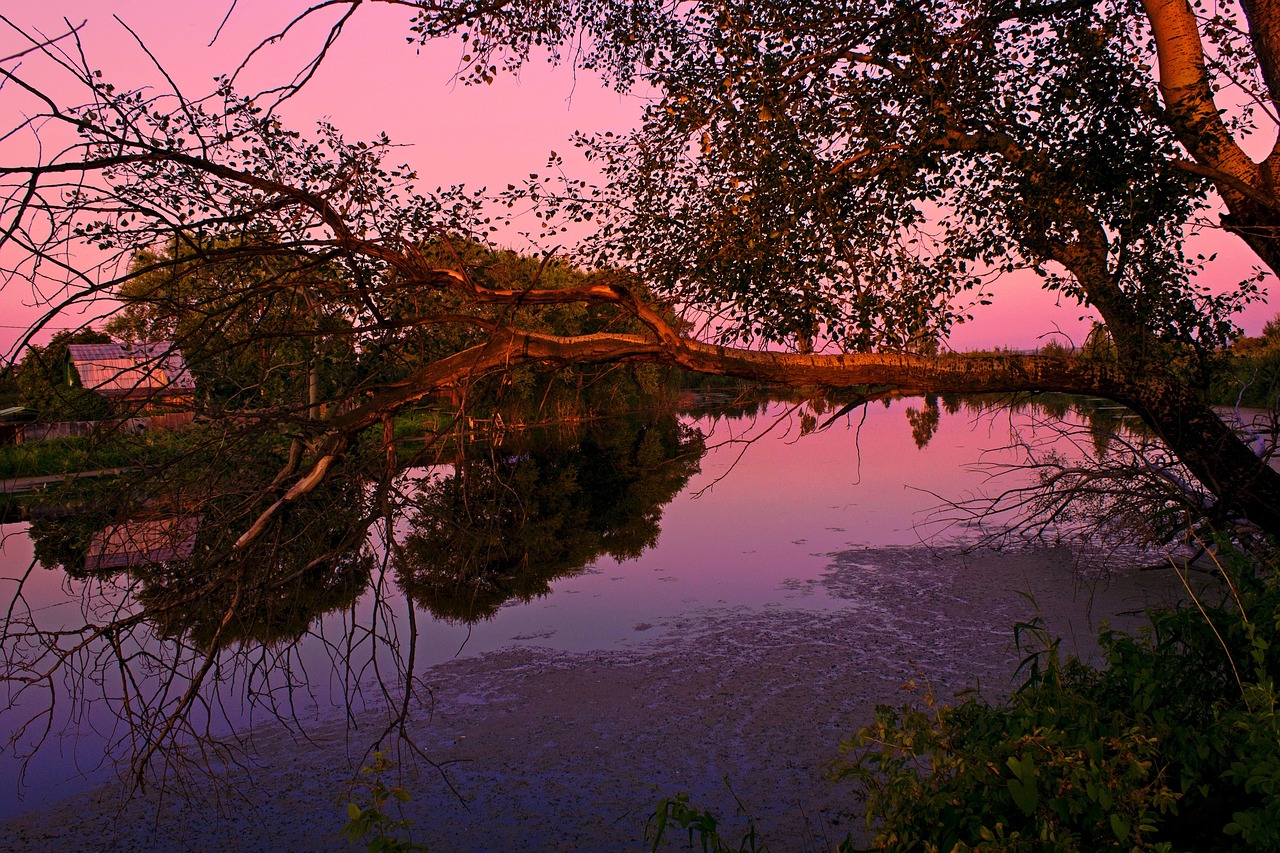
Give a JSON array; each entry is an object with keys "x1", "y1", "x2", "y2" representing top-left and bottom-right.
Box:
[
  {"x1": 1, "y1": 0, "x2": 1279, "y2": 538},
  {"x1": 8, "y1": 0, "x2": 1280, "y2": 819}
]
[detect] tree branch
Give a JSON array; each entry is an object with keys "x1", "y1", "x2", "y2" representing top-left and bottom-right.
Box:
[{"x1": 1142, "y1": 0, "x2": 1264, "y2": 195}]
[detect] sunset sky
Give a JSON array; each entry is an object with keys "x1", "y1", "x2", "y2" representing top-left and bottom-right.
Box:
[{"x1": 1, "y1": 2, "x2": 1274, "y2": 357}]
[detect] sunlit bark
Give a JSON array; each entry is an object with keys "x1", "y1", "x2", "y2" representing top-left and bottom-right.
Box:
[
  {"x1": 267, "y1": 321, "x2": 1280, "y2": 541},
  {"x1": 5, "y1": 5, "x2": 1280, "y2": 548},
  {"x1": 1143, "y1": 0, "x2": 1261, "y2": 185},
  {"x1": 1143, "y1": 0, "x2": 1280, "y2": 270}
]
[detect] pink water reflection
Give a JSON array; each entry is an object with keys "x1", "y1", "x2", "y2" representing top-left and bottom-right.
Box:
[
  {"x1": 412, "y1": 399, "x2": 1043, "y2": 662},
  {"x1": 0, "y1": 398, "x2": 1152, "y2": 821}
]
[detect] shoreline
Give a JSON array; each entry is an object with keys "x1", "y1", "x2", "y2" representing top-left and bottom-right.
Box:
[{"x1": 0, "y1": 545, "x2": 1193, "y2": 852}]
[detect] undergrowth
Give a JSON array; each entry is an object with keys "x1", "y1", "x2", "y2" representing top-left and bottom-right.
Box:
[
  {"x1": 337, "y1": 547, "x2": 1279, "y2": 852},
  {"x1": 647, "y1": 547, "x2": 1279, "y2": 851},
  {"x1": 836, "y1": 547, "x2": 1280, "y2": 851}
]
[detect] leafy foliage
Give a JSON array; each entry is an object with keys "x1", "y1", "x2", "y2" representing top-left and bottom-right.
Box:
[
  {"x1": 835, "y1": 550, "x2": 1280, "y2": 851},
  {"x1": 0, "y1": 423, "x2": 189, "y2": 479},
  {"x1": 341, "y1": 750, "x2": 428, "y2": 852},
  {"x1": 449, "y1": 0, "x2": 1258, "y2": 357},
  {"x1": 105, "y1": 239, "x2": 359, "y2": 410},
  {"x1": 1219, "y1": 314, "x2": 1280, "y2": 409},
  {"x1": 6, "y1": 0, "x2": 1280, "y2": 541},
  {"x1": 16, "y1": 329, "x2": 114, "y2": 421}
]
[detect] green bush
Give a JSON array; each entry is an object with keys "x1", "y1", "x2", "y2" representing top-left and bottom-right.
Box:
[
  {"x1": 835, "y1": 552, "x2": 1280, "y2": 852},
  {"x1": 340, "y1": 750, "x2": 428, "y2": 852}
]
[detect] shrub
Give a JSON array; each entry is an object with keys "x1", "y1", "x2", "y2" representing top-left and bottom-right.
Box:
[{"x1": 835, "y1": 552, "x2": 1280, "y2": 851}]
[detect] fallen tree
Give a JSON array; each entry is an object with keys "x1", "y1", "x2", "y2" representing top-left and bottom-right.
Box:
[
  {"x1": 5, "y1": 0, "x2": 1280, "y2": 813},
  {"x1": 2, "y1": 0, "x2": 1279, "y2": 540}
]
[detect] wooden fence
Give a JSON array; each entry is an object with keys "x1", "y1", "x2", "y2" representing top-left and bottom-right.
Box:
[{"x1": 12, "y1": 411, "x2": 195, "y2": 444}]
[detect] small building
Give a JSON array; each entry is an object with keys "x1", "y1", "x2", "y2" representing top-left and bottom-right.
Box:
[
  {"x1": 65, "y1": 341, "x2": 196, "y2": 411},
  {"x1": 0, "y1": 405, "x2": 32, "y2": 445},
  {"x1": 85, "y1": 514, "x2": 201, "y2": 572}
]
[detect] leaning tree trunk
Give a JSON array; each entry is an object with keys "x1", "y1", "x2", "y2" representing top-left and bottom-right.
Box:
[
  {"x1": 1117, "y1": 378, "x2": 1280, "y2": 537},
  {"x1": 301, "y1": 329, "x2": 1280, "y2": 543}
]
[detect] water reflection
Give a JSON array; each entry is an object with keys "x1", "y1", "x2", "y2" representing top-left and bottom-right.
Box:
[
  {"x1": 84, "y1": 516, "x2": 200, "y2": 572},
  {"x1": 22, "y1": 413, "x2": 702, "y2": 646},
  {"x1": 0, "y1": 393, "x2": 1209, "y2": 823},
  {"x1": 397, "y1": 415, "x2": 703, "y2": 622},
  {"x1": 1, "y1": 409, "x2": 708, "y2": 818},
  {"x1": 27, "y1": 475, "x2": 375, "y2": 646}
]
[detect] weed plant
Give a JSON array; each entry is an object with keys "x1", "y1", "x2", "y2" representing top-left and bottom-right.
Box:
[
  {"x1": 338, "y1": 548, "x2": 1278, "y2": 852},
  {"x1": 341, "y1": 751, "x2": 427, "y2": 852},
  {"x1": 836, "y1": 548, "x2": 1280, "y2": 851}
]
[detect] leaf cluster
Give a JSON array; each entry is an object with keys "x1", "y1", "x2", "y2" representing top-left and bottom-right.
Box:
[
  {"x1": 341, "y1": 750, "x2": 428, "y2": 853},
  {"x1": 837, "y1": 549, "x2": 1280, "y2": 851}
]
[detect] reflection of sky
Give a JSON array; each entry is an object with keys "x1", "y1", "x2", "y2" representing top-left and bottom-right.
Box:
[
  {"x1": 0, "y1": 400, "x2": 1172, "y2": 818},
  {"x1": 0, "y1": 525, "x2": 97, "y2": 817},
  {"x1": 422, "y1": 401, "x2": 1037, "y2": 661},
  {"x1": 1, "y1": 3, "x2": 1271, "y2": 357}
]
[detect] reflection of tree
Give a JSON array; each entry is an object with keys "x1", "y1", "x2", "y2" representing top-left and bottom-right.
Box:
[
  {"x1": 144, "y1": 482, "x2": 373, "y2": 647},
  {"x1": 6, "y1": 404, "x2": 702, "y2": 794},
  {"x1": 914, "y1": 395, "x2": 1268, "y2": 561},
  {"x1": 904, "y1": 396, "x2": 941, "y2": 449},
  {"x1": 906, "y1": 393, "x2": 1144, "y2": 455},
  {"x1": 395, "y1": 414, "x2": 704, "y2": 622},
  {"x1": 29, "y1": 510, "x2": 103, "y2": 576},
  {"x1": 5, "y1": 452, "x2": 384, "y2": 792},
  {"x1": 27, "y1": 475, "x2": 374, "y2": 647}
]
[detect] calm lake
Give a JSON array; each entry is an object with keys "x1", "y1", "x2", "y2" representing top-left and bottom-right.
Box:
[{"x1": 0, "y1": 397, "x2": 1190, "y2": 848}]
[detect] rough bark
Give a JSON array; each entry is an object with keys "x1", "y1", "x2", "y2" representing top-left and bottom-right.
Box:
[
  {"x1": 1144, "y1": 0, "x2": 1280, "y2": 269},
  {"x1": 1144, "y1": 0, "x2": 1263, "y2": 186},
  {"x1": 304, "y1": 326, "x2": 1280, "y2": 540},
  {"x1": 10, "y1": 7, "x2": 1280, "y2": 548}
]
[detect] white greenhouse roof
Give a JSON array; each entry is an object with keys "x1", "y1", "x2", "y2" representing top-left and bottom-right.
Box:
[{"x1": 67, "y1": 342, "x2": 195, "y2": 398}]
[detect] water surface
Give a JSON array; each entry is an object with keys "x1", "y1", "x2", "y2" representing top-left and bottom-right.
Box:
[{"x1": 0, "y1": 398, "x2": 1182, "y2": 823}]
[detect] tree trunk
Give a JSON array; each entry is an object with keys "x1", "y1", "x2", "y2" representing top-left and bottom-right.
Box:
[{"x1": 315, "y1": 328, "x2": 1280, "y2": 540}]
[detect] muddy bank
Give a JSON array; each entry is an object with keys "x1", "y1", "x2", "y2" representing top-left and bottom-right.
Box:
[{"x1": 0, "y1": 546, "x2": 1192, "y2": 852}]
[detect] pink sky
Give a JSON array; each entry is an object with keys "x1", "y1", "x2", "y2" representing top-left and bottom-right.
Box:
[{"x1": 0, "y1": 3, "x2": 1273, "y2": 357}]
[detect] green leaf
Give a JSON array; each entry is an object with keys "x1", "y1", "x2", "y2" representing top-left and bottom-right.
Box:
[
  {"x1": 1008, "y1": 777, "x2": 1039, "y2": 816},
  {"x1": 1006, "y1": 755, "x2": 1039, "y2": 815},
  {"x1": 1110, "y1": 813, "x2": 1131, "y2": 842}
]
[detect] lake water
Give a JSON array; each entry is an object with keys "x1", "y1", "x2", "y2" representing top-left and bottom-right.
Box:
[{"x1": 0, "y1": 398, "x2": 1190, "y2": 830}]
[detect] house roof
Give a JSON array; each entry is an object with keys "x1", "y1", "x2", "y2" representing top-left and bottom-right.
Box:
[
  {"x1": 85, "y1": 515, "x2": 201, "y2": 571},
  {"x1": 67, "y1": 341, "x2": 196, "y2": 398}
]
